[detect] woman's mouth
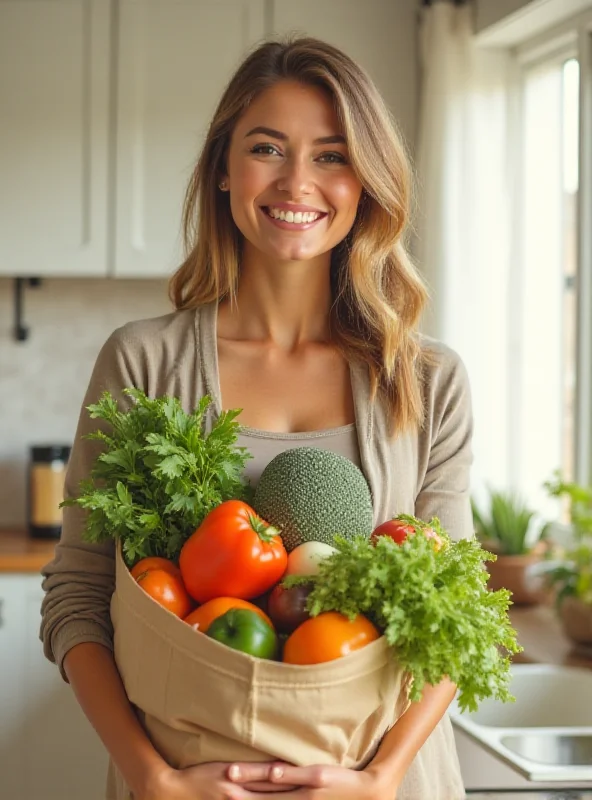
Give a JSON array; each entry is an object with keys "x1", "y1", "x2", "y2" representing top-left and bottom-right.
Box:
[{"x1": 260, "y1": 206, "x2": 328, "y2": 230}]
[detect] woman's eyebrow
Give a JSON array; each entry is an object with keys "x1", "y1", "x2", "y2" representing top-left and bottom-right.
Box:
[{"x1": 244, "y1": 126, "x2": 346, "y2": 145}]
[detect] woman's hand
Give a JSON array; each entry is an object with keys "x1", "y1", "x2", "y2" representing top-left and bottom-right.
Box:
[
  {"x1": 138, "y1": 761, "x2": 297, "y2": 800},
  {"x1": 225, "y1": 762, "x2": 398, "y2": 799}
]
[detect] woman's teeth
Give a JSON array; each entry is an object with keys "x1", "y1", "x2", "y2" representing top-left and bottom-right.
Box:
[{"x1": 266, "y1": 207, "x2": 322, "y2": 224}]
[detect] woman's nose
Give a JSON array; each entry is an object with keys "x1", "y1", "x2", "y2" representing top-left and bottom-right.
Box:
[{"x1": 276, "y1": 156, "x2": 314, "y2": 197}]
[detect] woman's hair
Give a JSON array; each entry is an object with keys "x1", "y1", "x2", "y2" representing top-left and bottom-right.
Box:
[{"x1": 169, "y1": 36, "x2": 428, "y2": 433}]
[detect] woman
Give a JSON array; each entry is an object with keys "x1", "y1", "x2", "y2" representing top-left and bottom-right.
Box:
[{"x1": 41, "y1": 37, "x2": 472, "y2": 799}]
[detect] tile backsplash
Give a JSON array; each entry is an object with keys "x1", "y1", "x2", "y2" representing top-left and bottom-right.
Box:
[{"x1": 0, "y1": 278, "x2": 170, "y2": 528}]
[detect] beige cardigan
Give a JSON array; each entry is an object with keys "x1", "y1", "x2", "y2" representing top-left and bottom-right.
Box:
[{"x1": 40, "y1": 301, "x2": 473, "y2": 798}]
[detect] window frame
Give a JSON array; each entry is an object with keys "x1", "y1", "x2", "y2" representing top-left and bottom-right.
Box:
[{"x1": 509, "y1": 13, "x2": 592, "y2": 487}]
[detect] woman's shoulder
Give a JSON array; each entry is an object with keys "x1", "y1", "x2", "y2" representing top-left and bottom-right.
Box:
[
  {"x1": 107, "y1": 307, "x2": 199, "y2": 351},
  {"x1": 414, "y1": 334, "x2": 471, "y2": 418},
  {"x1": 417, "y1": 334, "x2": 469, "y2": 384}
]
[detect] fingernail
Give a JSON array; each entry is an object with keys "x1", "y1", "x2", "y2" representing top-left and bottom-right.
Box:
[
  {"x1": 228, "y1": 764, "x2": 241, "y2": 780},
  {"x1": 271, "y1": 766, "x2": 284, "y2": 780}
]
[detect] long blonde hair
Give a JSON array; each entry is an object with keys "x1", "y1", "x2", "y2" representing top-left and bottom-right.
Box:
[{"x1": 169, "y1": 37, "x2": 428, "y2": 433}]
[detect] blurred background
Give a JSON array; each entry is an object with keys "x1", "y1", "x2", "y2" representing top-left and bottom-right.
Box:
[{"x1": 1, "y1": 1, "x2": 592, "y2": 798}]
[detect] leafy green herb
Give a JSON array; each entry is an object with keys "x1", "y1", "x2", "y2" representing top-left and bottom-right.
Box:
[
  {"x1": 284, "y1": 516, "x2": 521, "y2": 713},
  {"x1": 62, "y1": 389, "x2": 252, "y2": 565}
]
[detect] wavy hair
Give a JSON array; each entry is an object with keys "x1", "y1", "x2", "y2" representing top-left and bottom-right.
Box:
[{"x1": 169, "y1": 37, "x2": 428, "y2": 433}]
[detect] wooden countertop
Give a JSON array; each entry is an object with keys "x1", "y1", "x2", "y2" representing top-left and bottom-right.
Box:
[
  {"x1": 510, "y1": 602, "x2": 592, "y2": 669},
  {"x1": 0, "y1": 530, "x2": 56, "y2": 573}
]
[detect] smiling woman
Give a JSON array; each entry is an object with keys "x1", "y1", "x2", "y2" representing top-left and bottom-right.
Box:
[{"x1": 40, "y1": 36, "x2": 473, "y2": 800}]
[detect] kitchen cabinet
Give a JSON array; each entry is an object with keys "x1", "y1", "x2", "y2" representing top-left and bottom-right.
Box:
[
  {"x1": 113, "y1": 0, "x2": 265, "y2": 277},
  {"x1": 0, "y1": 574, "x2": 107, "y2": 800},
  {"x1": 0, "y1": 0, "x2": 264, "y2": 279},
  {"x1": 0, "y1": 0, "x2": 111, "y2": 278}
]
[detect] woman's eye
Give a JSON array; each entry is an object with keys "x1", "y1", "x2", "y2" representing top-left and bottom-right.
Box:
[
  {"x1": 250, "y1": 143, "x2": 281, "y2": 156},
  {"x1": 317, "y1": 152, "x2": 348, "y2": 164}
]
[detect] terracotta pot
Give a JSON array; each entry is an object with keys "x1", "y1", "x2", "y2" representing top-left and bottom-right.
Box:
[
  {"x1": 485, "y1": 550, "x2": 547, "y2": 606},
  {"x1": 559, "y1": 595, "x2": 592, "y2": 645}
]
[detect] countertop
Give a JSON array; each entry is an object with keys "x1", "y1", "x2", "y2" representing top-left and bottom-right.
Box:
[
  {"x1": 0, "y1": 529, "x2": 591, "y2": 670},
  {"x1": 0, "y1": 529, "x2": 56, "y2": 573}
]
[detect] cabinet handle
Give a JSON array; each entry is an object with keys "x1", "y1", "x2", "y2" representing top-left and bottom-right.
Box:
[{"x1": 0, "y1": 598, "x2": 3, "y2": 627}]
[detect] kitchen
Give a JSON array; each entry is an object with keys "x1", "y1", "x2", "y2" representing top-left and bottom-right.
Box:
[{"x1": 1, "y1": 1, "x2": 592, "y2": 798}]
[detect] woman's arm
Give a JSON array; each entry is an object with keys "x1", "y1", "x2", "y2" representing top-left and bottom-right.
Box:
[
  {"x1": 63, "y1": 643, "x2": 169, "y2": 798},
  {"x1": 365, "y1": 678, "x2": 457, "y2": 792}
]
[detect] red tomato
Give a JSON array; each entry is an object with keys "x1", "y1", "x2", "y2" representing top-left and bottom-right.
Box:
[
  {"x1": 371, "y1": 518, "x2": 443, "y2": 551},
  {"x1": 130, "y1": 556, "x2": 180, "y2": 581},
  {"x1": 370, "y1": 519, "x2": 415, "y2": 545},
  {"x1": 135, "y1": 569, "x2": 193, "y2": 618},
  {"x1": 184, "y1": 597, "x2": 273, "y2": 633},
  {"x1": 283, "y1": 612, "x2": 380, "y2": 665},
  {"x1": 179, "y1": 500, "x2": 288, "y2": 603}
]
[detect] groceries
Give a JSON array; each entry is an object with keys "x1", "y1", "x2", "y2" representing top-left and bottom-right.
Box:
[{"x1": 68, "y1": 390, "x2": 521, "y2": 711}]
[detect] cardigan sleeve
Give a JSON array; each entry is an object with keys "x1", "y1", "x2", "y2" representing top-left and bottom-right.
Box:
[
  {"x1": 414, "y1": 348, "x2": 475, "y2": 541},
  {"x1": 39, "y1": 328, "x2": 146, "y2": 680}
]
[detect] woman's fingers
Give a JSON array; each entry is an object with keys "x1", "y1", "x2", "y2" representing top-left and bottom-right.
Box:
[
  {"x1": 265, "y1": 764, "x2": 330, "y2": 787},
  {"x1": 241, "y1": 781, "x2": 298, "y2": 792},
  {"x1": 227, "y1": 762, "x2": 292, "y2": 784}
]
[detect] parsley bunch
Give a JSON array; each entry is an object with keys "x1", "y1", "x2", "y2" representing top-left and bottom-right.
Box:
[
  {"x1": 286, "y1": 517, "x2": 521, "y2": 713},
  {"x1": 62, "y1": 389, "x2": 252, "y2": 565}
]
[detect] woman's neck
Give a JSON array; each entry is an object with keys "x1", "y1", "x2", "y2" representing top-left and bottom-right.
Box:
[{"x1": 219, "y1": 247, "x2": 334, "y2": 351}]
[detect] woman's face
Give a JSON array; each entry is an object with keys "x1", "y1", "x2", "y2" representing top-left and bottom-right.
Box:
[{"x1": 224, "y1": 80, "x2": 363, "y2": 264}]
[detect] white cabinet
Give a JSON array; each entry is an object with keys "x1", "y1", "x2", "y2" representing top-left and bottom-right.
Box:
[
  {"x1": 0, "y1": 574, "x2": 107, "y2": 800},
  {"x1": 0, "y1": 0, "x2": 111, "y2": 277},
  {"x1": 0, "y1": 0, "x2": 264, "y2": 279},
  {"x1": 113, "y1": 0, "x2": 265, "y2": 277}
]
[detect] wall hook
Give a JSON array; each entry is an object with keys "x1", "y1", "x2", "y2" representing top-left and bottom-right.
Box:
[{"x1": 13, "y1": 277, "x2": 42, "y2": 342}]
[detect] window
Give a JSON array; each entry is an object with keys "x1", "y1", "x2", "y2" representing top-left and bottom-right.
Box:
[{"x1": 514, "y1": 51, "x2": 580, "y2": 511}]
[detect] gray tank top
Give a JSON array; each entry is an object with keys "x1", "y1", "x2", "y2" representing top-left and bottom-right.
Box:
[{"x1": 237, "y1": 423, "x2": 361, "y2": 487}]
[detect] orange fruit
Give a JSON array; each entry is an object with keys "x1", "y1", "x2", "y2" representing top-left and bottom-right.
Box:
[{"x1": 283, "y1": 611, "x2": 380, "y2": 665}]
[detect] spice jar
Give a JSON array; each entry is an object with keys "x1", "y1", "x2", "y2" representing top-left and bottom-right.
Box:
[{"x1": 28, "y1": 445, "x2": 71, "y2": 539}]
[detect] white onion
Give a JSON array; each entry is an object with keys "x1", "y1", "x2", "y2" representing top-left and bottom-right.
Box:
[{"x1": 284, "y1": 541, "x2": 337, "y2": 577}]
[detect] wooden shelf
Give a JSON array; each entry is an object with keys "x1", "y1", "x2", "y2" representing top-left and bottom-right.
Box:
[{"x1": 0, "y1": 530, "x2": 57, "y2": 573}]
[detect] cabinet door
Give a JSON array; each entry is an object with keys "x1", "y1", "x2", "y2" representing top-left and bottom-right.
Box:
[
  {"x1": 0, "y1": 575, "x2": 108, "y2": 800},
  {"x1": 0, "y1": 1, "x2": 111, "y2": 277},
  {"x1": 114, "y1": 0, "x2": 265, "y2": 278}
]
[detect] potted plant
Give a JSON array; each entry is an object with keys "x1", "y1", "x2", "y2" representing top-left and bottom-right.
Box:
[
  {"x1": 472, "y1": 489, "x2": 547, "y2": 605},
  {"x1": 543, "y1": 474, "x2": 592, "y2": 647}
]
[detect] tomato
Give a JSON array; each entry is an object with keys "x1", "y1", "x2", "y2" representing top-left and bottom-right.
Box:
[
  {"x1": 179, "y1": 500, "x2": 288, "y2": 603},
  {"x1": 370, "y1": 519, "x2": 415, "y2": 546},
  {"x1": 207, "y1": 609, "x2": 278, "y2": 660},
  {"x1": 371, "y1": 517, "x2": 443, "y2": 551},
  {"x1": 130, "y1": 556, "x2": 180, "y2": 581},
  {"x1": 184, "y1": 597, "x2": 273, "y2": 633},
  {"x1": 135, "y1": 568, "x2": 193, "y2": 618},
  {"x1": 282, "y1": 611, "x2": 380, "y2": 665}
]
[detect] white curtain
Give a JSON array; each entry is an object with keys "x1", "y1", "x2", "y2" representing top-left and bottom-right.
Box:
[{"x1": 415, "y1": 0, "x2": 515, "y2": 496}]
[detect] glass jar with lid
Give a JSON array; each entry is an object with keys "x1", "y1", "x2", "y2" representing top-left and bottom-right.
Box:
[{"x1": 28, "y1": 444, "x2": 71, "y2": 539}]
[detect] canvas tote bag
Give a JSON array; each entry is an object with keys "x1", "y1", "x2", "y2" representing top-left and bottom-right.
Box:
[{"x1": 106, "y1": 545, "x2": 412, "y2": 799}]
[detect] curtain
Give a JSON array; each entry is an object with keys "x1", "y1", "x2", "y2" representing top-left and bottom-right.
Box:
[{"x1": 415, "y1": 0, "x2": 515, "y2": 495}]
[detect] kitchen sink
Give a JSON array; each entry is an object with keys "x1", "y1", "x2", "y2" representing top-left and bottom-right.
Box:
[{"x1": 449, "y1": 665, "x2": 592, "y2": 782}]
